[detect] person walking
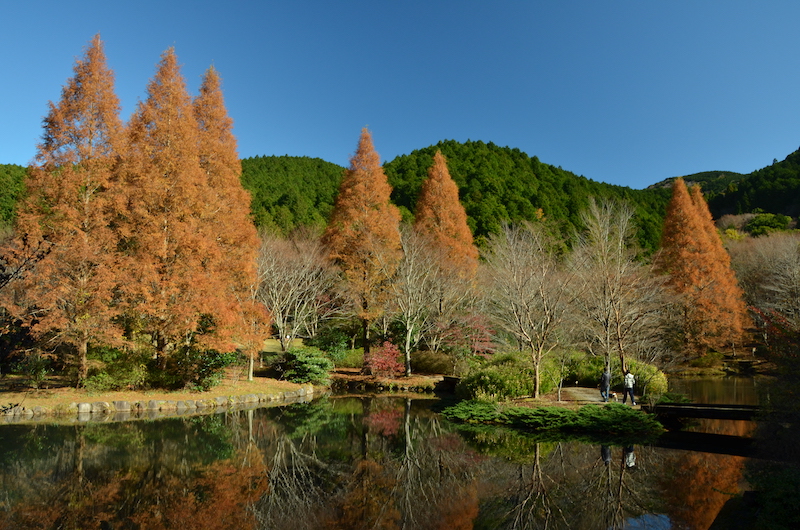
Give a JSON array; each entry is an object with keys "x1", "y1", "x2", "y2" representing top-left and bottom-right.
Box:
[
  {"x1": 623, "y1": 369, "x2": 636, "y2": 405},
  {"x1": 599, "y1": 369, "x2": 611, "y2": 402}
]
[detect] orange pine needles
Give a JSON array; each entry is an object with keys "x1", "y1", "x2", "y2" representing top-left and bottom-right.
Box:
[
  {"x1": 323, "y1": 128, "x2": 402, "y2": 352},
  {"x1": 657, "y1": 178, "x2": 749, "y2": 354},
  {"x1": 414, "y1": 150, "x2": 478, "y2": 278}
]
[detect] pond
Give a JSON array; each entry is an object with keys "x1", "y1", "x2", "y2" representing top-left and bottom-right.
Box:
[{"x1": 0, "y1": 378, "x2": 767, "y2": 529}]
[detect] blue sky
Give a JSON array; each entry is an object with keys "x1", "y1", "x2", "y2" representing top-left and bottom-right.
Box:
[{"x1": 2, "y1": 1, "x2": 799, "y2": 189}]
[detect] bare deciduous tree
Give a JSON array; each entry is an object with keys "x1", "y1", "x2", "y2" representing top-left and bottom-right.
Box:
[
  {"x1": 572, "y1": 199, "x2": 671, "y2": 376},
  {"x1": 483, "y1": 222, "x2": 576, "y2": 397},
  {"x1": 257, "y1": 231, "x2": 338, "y2": 351}
]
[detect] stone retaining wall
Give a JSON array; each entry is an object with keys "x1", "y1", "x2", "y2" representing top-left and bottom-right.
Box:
[{"x1": 1, "y1": 384, "x2": 315, "y2": 425}]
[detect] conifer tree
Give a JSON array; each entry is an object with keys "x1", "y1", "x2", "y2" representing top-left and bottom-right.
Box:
[
  {"x1": 194, "y1": 66, "x2": 268, "y2": 380},
  {"x1": 323, "y1": 128, "x2": 402, "y2": 354},
  {"x1": 657, "y1": 178, "x2": 749, "y2": 354},
  {"x1": 118, "y1": 48, "x2": 239, "y2": 365},
  {"x1": 414, "y1": 150, "x2": 478, "y2": 278},
  {"x1": 12, "y1": 35, "x2": 123, "y2": 385}
]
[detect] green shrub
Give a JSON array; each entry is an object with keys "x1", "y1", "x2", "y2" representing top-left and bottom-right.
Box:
[
  {"x1": 281, "y1": 346, "x2": 334, "y2": 385},
  {"x1": 456, "y1": 352, "x2": 547, "y2": 402},
  {"x1": 411, "y1": 350, "x2": 454, "y2": 375},
  {"x1": 690, "y1": 350, "x2": 725, "y2": 368},
  {"x1": 332, "y1": 348, "x2": 364, "y2": 369},
  {"x1": 85, "y1": 348, "x2": 147, "y2": 392},
  {"x1": 13, "y1": 352, "x2": 51, "y2": 389},
  {"x1": 145, "y1": 348, "x2": 238, "y2": 391},
  {"x1": 625, "y1": 359, "x2": 668, "y2": 398}
]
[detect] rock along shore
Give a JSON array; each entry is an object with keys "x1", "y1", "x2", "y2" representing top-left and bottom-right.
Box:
[{"x1": 1, "y1": 384, "x2": 315, "y2": 425}]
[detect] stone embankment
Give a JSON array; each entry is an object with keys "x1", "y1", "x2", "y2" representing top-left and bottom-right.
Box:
[{"x1": 1, "y1": 384, "x2": 315, "y2": 425}]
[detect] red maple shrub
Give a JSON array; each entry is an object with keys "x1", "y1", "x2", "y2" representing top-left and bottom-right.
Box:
[{"x1": 365, "y1": 341, "x2": 404, "y2": 377}]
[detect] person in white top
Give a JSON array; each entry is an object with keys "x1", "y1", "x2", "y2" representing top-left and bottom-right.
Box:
[{"x1": 623, "y1": 369, "x2": 636, "y2": 405}]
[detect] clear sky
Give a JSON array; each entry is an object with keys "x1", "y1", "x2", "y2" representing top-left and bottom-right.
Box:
[{"x1": 2, "y1": 1, "x2": 799, "y2": 189}]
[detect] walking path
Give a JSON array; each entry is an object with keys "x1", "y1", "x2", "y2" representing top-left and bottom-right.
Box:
[{"x1": 560, "y1": 386, "x2": 639, "y2": 407}]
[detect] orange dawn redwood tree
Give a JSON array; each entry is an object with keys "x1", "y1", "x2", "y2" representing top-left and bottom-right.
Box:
[
  {"x1": 323, "y1": 128, "x2": 402, "y2": 354},
  {"x1": 414, "y1": 150, "x2": 479, "y2": 278},
  {"x1": 118, "y1": 48, "x2": 248, "y2": 363},
  {"x1": 193, "y1": 65, "x2": 268, "y2": 379},
  {"x1": 656, "y1": 178, "x2": 749, "y2": 354},
  {"x1": 11, "y1": 34, "x2": 124, "y2": 386}
]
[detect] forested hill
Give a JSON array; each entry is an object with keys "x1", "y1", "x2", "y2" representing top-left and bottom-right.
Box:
[
  {"x1": 0, "y1": 164, "x2": 27, "y2": 228},
  {"x1": 240, "y1": 155, "x2": 344, "y2": 234},
  {"x1": 383, "y1": 140, "x2": 671, "y2": 251},
  {"x1": 240, "y1": 144, "x2": 672, "y2": 251},
  {"x1": 706, "y1": 149, "x2": 800, "y2": 217}
]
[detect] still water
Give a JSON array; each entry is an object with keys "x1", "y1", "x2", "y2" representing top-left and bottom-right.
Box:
[{"x1": 0, "y1": 378, "x2": 761, "y2": 529}]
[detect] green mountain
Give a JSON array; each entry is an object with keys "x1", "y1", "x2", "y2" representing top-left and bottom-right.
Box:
[
  {"x1": 647, "y1": 170, "x2": 746, "y2": 196},
  {"x1": 8, "y1": 141, "x2": 800, "y2": 248},
  {"x1": 706, "y1": 149, "x2": 800, "y2": 217},
  {"x1": 240, "y1": 155, "x2": 344, "y2": 234},
  {"x1": 384, "y1": 140, "x2": 670, "y2": 251}
]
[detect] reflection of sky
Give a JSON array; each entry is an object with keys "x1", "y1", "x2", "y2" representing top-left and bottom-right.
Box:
[{"x1": 622, "y1": 513, "x2": 671, "y2": 530}]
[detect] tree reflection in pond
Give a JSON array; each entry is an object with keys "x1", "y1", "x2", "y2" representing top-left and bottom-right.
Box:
[{"x1": 0, "y1": 396, "x2": 754, "y2": 529}]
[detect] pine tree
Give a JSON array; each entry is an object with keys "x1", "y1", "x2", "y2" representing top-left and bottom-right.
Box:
[
  {"x1": 194, "y1": 66, "x2": 268, "y2": 379},
  {"x1": 119, "y1": 48, "x2": 237, "y2": 365},
  {"x1": 657, "y1": 178, "x2": 749, "y2": 353},
  {"x1": 414, "y1": 150, "x2": 478, "y2": 278},
  {"x1": 323, "y1": 128, "x2": 402, "y2": 354},
  {"x1": 11, "y1": 35, "x2": 124, "y2": 385}
]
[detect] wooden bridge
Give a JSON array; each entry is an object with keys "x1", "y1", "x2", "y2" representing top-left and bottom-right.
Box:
[{"x1": 640, "y1": 402, "x2": 761, "y2": 422}]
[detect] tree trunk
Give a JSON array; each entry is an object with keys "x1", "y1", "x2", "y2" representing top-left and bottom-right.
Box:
[{"x1": 77, "y1": 337, "x2": 89, "y2": 388}]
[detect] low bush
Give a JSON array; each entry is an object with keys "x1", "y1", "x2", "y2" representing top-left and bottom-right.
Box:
[
  {"x1": 411, "y1": 350, "x2": 454, "y2": 375},
  {"x1": 145, "y1": 348, "x2": 238, "y2": 391},
  {"x1": 12, "y1": 351, "x2": 51, "y2": 389},
  {"x1": 365, "y1": 341, "x2": 404, "y2": 377},
  {"x1": 331, "y1": 348, "x2": 364, "y2": 369},
  {"x1": 85, "y1": 347, "x2": 148, "y2": 393},
  {"x1": 456, "y1": 352, "x2": 548, "y2": 402},
  {"x1": 689, "y1": 351, "x2": 725, "y2": 368},
  {"x1": 280, "y1": 346, "x2": 334, "y2": 386}
]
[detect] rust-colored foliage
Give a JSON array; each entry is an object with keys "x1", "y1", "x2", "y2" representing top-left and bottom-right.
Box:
[
  {"x1": 322, "y1": 128, "x2": 401, "y2": 351},
  {"x1": 118, "y1": 48, "x2": 243, "y2": 357},
  {"x1": 194, "y1": 66, "x2": 269, "y2": 363},
  {"x1": 414, "y1": 150, "x2": 478, "y2": 278},
  {"x1": 10, "y1": 34, "x2": 124, "y2": 384},
  {"x1": 657, "y1": 178, "x2": 749, "y2": 353}
]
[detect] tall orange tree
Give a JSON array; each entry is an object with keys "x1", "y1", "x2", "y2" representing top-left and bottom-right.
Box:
[
  {"x1": 118, "y1": 48, "x2": 240, "y2": 366},
  {"x1": 322, "y1": 128, "x2": 402, "y2": 354},
  {"x1": 657, "y1": 178, "x2": 749, "y2": 354},
  {"x1": 414, "y1": 150, "x2": 478, "y2": 278},
  {"x1": 194, "y1": 66, "x2": 268, "y2": 379},
  {"x1": 11, "y1": 35, "x2": 124, "y2": 385}
]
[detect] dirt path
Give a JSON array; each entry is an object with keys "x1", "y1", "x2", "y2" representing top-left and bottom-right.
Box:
[{"x1": 558, "y1": 385, "x2": 638, "y2": 406}]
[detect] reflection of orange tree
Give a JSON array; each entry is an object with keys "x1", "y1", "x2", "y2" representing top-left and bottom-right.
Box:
[
  {"x1": 0, "y1": 443, "x2": 268, "y2": 530},
  {"x1": 433, "y1": 481, "x2": 480, "y2": 530},
  {"x1": 326, "y1": 460, "x2": 400, "y2": 530},
  {"x1": 661, "y1": 420, "x2": 752, "y2": 529}
]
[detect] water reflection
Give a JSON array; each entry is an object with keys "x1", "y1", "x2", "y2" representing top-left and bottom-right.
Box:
[{"x1": 0, "y1": 395, "x2": 754, "y2": 529}]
